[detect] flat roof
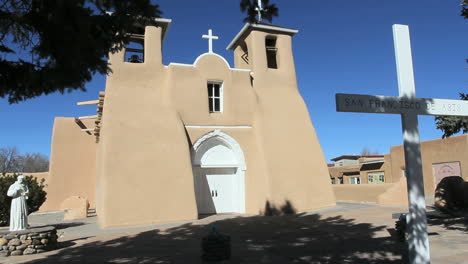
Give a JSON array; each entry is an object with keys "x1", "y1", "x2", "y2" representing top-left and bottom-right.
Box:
[
  {"x1": 360, "y1": 159, "x2": 385, "y2": 165},
  {"x1": 151, "y1": 18, "x2": 172, "y2": 41},
  {"x1": 331, "y1": 155, "x2": 384, "y2": 162}
]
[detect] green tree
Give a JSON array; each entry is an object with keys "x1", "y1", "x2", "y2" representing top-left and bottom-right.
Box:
[
  {"x1": 240, "y1": 0, "x2": 278, "y2": 24},
  {"x1": 435, "y1": 94, "x2": 468, "y2": 138},
  {"x1": 463, "y1": 0, "x2": 468, "y2": 18},
  {"x1": 0, "y1": 173, "x2": 47, "y2": 226},
  {"x1": 0, "y1": 0, "x2": 162, "y2": 103},
  {"x1": 435, "y1": 2, "x2": 468, "y2": 137}
]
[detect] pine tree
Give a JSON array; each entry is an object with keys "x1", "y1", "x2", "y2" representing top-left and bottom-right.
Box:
[
  {"x1": 434, "y1": 2, "x2": 468, "y2": 137},
  {"x1": 240, "y1": 0, "x2": 279, "y2": 24},
  {"x1": 435, "y1": 94, "x2": 468, "y2": 138},
  {"x1": 0, "y1": 0, "x2": 162, "y2": 103}
]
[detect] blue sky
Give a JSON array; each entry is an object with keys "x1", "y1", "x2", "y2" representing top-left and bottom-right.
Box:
[{"x1": 0, "y1": 0, "x2": 467, "y2": 162}]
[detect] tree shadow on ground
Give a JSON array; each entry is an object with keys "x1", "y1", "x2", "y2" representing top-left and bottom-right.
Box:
[
  {"x1": 22, "y1": 213, "x2": 407, "y2": 264},
  {"x1": 427, "y1": 212, "x2": 468, "y2": 233}
]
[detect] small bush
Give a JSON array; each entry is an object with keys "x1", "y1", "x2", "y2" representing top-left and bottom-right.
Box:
[
  {"x1": 434, "y1": 176, "x2": 468, "y2": 214},
  {"x1": 0, "y1": 173, "x2": 47, "y2": 226}
]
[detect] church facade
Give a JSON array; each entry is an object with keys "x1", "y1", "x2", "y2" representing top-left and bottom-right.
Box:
[{"x1": 41, "y1": 19, "x2": 335, "y2": 228}]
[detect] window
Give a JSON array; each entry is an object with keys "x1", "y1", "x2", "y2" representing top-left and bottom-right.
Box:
[
  {"x1": 338, "y1": 177, "x2": 343, "y2": 184},
  {"x1": 265, "y1": 37, "x2": 278, "y2": 69},
  {"x1": 350, "y1": 177, "x2": 361, "y2": 184},
  {"x1": 331, "y1": 178, "x2": 336, "y2": 184},
  {"x1": 208, "y1": 82, "x2": 223, "y2": 113},
  {"x1": 379, "y1": 174, "x2": 385, "y2": 183},
  {"x1": 368, "y1": 172, "x2": 385, "y2": 184}
]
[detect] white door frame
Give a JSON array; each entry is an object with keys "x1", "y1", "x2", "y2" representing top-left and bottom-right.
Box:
[{"x1": 192, "y1": 129, "x2": 246, "y2": 213}]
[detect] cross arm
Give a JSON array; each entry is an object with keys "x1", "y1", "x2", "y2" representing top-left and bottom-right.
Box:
[{"x1": 336, "y1": 93, "x2": 468, "y2": 116}]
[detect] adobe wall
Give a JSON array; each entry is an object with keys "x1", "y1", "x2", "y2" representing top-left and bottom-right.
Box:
[
  {"x1": 186, "y1": 128, "x2": 270, "y2": 215},
  {"x1": 5, "y1": 172, "x2": 48, "y2": 183},
  {"x1": 169, "y1": 53, "x2": 270, "y2": 215},
  {"x1": 329, "y1": 164, "x2": 360, "y2": 184},
  {"x1": 359, "y1": 158, "x2": 393, "y2": 184},
  {"x1": 241, "y1": 30, "x2": 336, "y2": 211},
  {"x1": 97, "y1": 24, "x2": 336, "y2": 227},
  {"x1": 333, "y1": 184, "x2": 394, "y2": 204},
  {"x1": 383, "y1": 154, "x2": 396, "y2": 183},
  {"x1": 332, "y1": 179, "x2": 408, "y2": 206},
  {"x1": 390, "y1": 134, "x2": 468, "y2": 195},
  {"x1": 28, "y1": 172, "x2": 49, "y2": 183},
  {"x1": 97, "y1": 26, "x2": 198, "y2": 228},
  {"x1": 169, "y1": 55, "x2": 254, "y2": 126},
  {"x1": 378, "y1": 176, "x2": 408, "y2": 206},
  {"x1": 40, "y1": 117, "x2": 96, "y2": 211}
]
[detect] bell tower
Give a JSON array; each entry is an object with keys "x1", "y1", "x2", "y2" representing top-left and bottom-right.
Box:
[
  {"x1": 227, "y1": 23, "x2": 299, "y2": 91},
  {"x1": 226, "y1": 23, "x2": 336, "y2": 211}
]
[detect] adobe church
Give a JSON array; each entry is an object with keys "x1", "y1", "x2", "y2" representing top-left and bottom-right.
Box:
[{"x1": 40, "y1": 18, "x2": 336, "y2": 228}]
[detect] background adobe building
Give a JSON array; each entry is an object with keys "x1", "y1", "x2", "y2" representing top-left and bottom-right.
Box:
[{"x1": 330, "y1": 134, "x2": 468, "y2": 205}]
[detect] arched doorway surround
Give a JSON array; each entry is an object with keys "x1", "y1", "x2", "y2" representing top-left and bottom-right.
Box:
[{"x1": 192, "y1": 130, "x2": 246, "y2": 214}]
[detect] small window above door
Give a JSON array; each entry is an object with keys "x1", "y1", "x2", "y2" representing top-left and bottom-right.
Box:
[{"x1": 208, "y1": 81, "x2": 223, "y2": 113}]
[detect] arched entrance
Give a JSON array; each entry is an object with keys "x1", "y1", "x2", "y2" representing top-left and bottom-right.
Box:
[{"x1": 192, "y1": 130, "x2": 246, "y2": 214}]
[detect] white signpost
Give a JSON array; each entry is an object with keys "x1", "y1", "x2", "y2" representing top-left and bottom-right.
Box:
[{"x1": 336, "y1": 24, "x2": 468, "y2": 264}]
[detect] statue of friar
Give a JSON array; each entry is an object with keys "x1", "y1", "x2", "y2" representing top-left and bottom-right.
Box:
[{"x1": 7, "y1": 175, "x2": 29, "y2": 231}]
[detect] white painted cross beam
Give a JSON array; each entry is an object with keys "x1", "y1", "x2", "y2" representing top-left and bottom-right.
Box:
[
  {"x1": 202, "y1": 29, "x2": 219, "y2": 54},
  {"x1": 336, "y1": 25, "x2": 468, "y2": 264},
  {"x1": 256, "y1": 0, "x2": 264, "y2": 22},
  {"x1": 336, "y1": 94, "x2": 468, "y2": 116}
]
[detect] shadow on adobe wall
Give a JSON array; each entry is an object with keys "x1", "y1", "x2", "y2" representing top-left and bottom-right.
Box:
[
  {"x1": 22, "y1": 213, "x2": 407, "y2": 263},
  {"x1": 262, "y1": 200, "x2": 297, "y2": 216}
]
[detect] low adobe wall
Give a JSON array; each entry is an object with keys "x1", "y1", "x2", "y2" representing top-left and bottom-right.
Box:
[
  {"x1": 333, "y1": 184, "x2": 394, "y2": 204},
  {"x1": 4, "y1": 172, "x2": 48, "y2": 183},
  {"x1": 333, "y1": 175, "x2": 409, "y2": 206},
  {"x1": 378, "y1": 176, "x2": 408, "y2": 206},
  {"x1": 40, "y1": 117, "x2": 96, "y2": 212},
  {"x1": 27, "y1": 172, "x2": 48, "y2": 183}
]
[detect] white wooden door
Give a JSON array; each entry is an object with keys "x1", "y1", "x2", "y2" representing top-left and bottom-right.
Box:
[
  {"x1": 207, "y1": 174, "x2": 236, "y2": 213},
  {"x1": 206, "y1": 174, "x2": 219, "y2": 212},
  {"x1": 193, "y1": 168, "x2": 215, "y2": 215}
]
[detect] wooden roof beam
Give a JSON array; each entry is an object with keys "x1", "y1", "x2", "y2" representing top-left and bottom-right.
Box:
[
  {"x1": 77, "y1": 100, "x2": 99, "y2": 106},
  {"x1": 77, "y1": 115, "x2": 98, "y2": 120}
]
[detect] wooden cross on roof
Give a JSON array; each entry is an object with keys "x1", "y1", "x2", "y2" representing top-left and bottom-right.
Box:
[
  {"x1": 255, "y1": 0, "x2": 264, "y2": 22},
  {"x1": 202, "y1": 29, "x2": 219, "y2": 54}
]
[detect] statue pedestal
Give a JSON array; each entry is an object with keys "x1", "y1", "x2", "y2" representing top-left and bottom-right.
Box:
[{"x1": 0, "y1": 226, "x2": 57, "y2": 257}]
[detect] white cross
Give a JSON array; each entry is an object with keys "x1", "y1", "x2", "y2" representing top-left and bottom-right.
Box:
[
  {"x1": 255, "y1": 0, "x2": 264, "y2": 22},
  {"x1": 336, "y1": 24, "x2": 468, "y2": 264},
  {"x1": 202, "y1": 29, "x2": 219, "y2": 54}
]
